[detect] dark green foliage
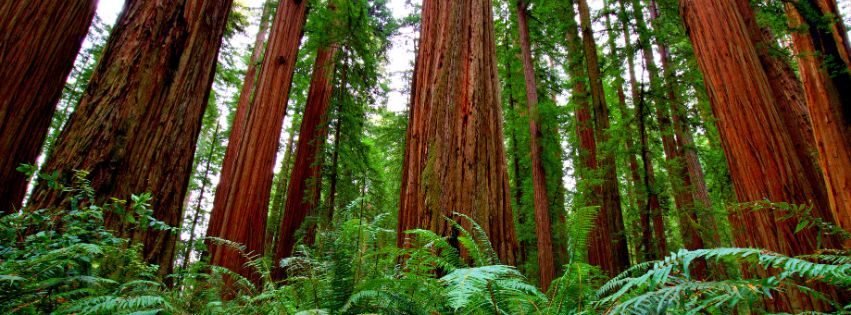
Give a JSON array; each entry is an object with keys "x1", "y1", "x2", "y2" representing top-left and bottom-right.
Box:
[{"x1": 0, "y1": 172, "x2": 172, "y2": 314}]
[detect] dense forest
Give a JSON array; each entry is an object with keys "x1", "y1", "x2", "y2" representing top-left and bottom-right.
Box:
[{"x1": 1, "y1": 0, "x2": 851, "y2": 313}]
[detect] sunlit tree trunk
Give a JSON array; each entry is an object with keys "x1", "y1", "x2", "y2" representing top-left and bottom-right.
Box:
[
  {"x1": 516, "y1": 0, "x2": 555, "y2": 291},
  {"x1": 0, "y1": 0, "x2": 98, "y2": 213},
  {"x1": 219, "y1": 0, "x2": 274, "y2": 207},
  {"x1": 577, "y1": 0, "x2": 630, "y2": 276},
  {"x1": 397, "y1": 0, "x2": 518, "y2": 265},
  {"x1": 786, "y1": 0, "x2": 851, "y2": 236},
  {"x1": 680, "y1": 0, "x2": 842, "y2": 310},
  {"x1": 206, "y1": 0, "x2": 308, "y2": 284},
  {"x1": 29, "y1": 0, "x2": 233, "y2": 279},
  {"x1": 274, "y1": 44, "x2": 339, "y2": 279}
]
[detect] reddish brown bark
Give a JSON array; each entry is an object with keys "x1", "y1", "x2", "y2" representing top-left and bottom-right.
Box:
[
  {"x1": 28, "y1": 0, "x2": 233, "y2": 278},
  {"x1": 206, "y1": 0, "x2": 308, "y2": 283},
  {"x1": 787, "y1": 0, "x2": 851, "y2": 236},
  {"x1": 0, "y1": 0, "x2": 97, "y2": 213},
  {"x1": 734, "y1": 0, "x2": 828, "y2": 221},
  {"x1": 577, "y1": 0, "x2": 630, "y2": 276},
  {"x1": 274, "y1": 45, "x2": 339, "y2": 279},
  {"x1": 220, "y1": 0, "x2": 274, "y2": 196},
  {"x1": 515, "y1": 0, "x2": 555, "y2": 291},
  {"x1": 397, "y1": 0, "x2": 518, "y2": 265},
  {"x1": 680, "y1": 0, "x2": 842, "y2": 310}
]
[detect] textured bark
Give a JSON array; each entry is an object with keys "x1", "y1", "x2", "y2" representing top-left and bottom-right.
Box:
[
  {"x1": 397, "y1": 0, "x2": 518, "y2": 265},
  {"x1": 680, "y1": 0, "x2": 842, "y2": 310},
  {"x1": 787, "y1": 0, "x2": 851, "y2": 236},
  {"x1": 220, "y1": 0, "x2": 274, "y2": 200},
  {"x1": 577, "y1": 0, "x2": 630, "y2": 276},
  {"x1": 516, "y1": 0, "x2": 555, "y2": 291},
  {"x1": 0, "y1": 0, "x2": 98, "y2": 213},
  {"x1": 274, "y1": 44, "x2": 339, "y2": 279},
  {"x1": 734, "y1": 0, "x2": 828, "y2": 224},
  {"x1": 29, "y1": 0, "x2": 233, "y2": 278},
  {"x1": 206, "y1": 0, "x2": 308, "y2": 283}
]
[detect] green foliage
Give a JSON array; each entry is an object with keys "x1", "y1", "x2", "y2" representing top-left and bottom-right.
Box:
[
  {"x1": 596, "y1": 248, "x2": 851, "y2": 314},
  {"x1": 0, "y1": 172, "x2": 171, "y2": 314}
]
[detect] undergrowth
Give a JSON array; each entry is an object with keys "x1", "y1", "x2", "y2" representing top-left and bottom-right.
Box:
[{"x1": 1, "y1": 174, "x2": 849, "y2": 314}]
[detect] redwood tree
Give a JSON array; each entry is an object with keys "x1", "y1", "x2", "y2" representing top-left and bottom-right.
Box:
[
  {"x1": 274, "y1": 44, "x2": 339, "y2": 278},
  {"x1": 680, "y1": 0, "x2": 842, "y2": 311},
  {"x1": 515, "y1": 0, "x2": 555, "y2": 290},
  {"x1": 397, "y1": 0, "x2": 518, "y2": 265},
  {"x1": 786, "y1": 0, "x2": 851, "y2": 235},
  {"x1": 206, "y1": 0, "x2": 308, "y2": 283},
  {"x1": 0, "y1": 0, "x2": 98, "y2": 213},
  {"x1": 28, "y1": 0, "x2": 233, "y2": 278}
]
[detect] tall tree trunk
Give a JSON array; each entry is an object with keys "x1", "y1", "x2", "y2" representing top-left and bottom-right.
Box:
[
  {"x1": 206, "y1": 0, "x2": 308, "y2": 284},
  {"x1": 28, "y1": 0, "x2": 233, "y2": 279},
  {"x1": 0, "y1": 0, "x2": 98, "y2": 213},
  {"x1": 786, "y1": 0, "x2": 851, "y2": 236},
  {"x1": 515, "y1": 0, "x2": 555, "y2": 291},
  {"x1": 577, "y1": 0, "x2": 630, "y2": 276},
  {"x1": 397, "y1": 0, "x2": 518, "y2": 265},
  {"x1": 679, "y1": 0, "x2": 842, "y2": 310},
  {"x1": 220, "y1": 0, "x2": 274, "y2": 203},
  {"x1": 273, "y1": 44, "x2": 339, "y2": 280}
]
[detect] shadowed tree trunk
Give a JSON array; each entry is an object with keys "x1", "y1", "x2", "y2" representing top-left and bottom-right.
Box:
[
  {"x1": 397, "y1": 0, "x2": 518, "y2": 265},
  {"x1": 0, "y1": 0, "x2": 98, "y2": 213},
  {"x1": 206, "y1": 0, "x2": 308, "y2": 284},
  {"x1": 786, "y1": 0, "x2": 851, "y2": 236},
  {"x1": 274, "y1": 44, "x2": 339, "y2": 280},
  {"x1": 679, "y1": 0, "x2": 843, "y2": 311},
  {"x1": 515, "y1": 0, "x2": 555, "y2": 291},
  {"x1": 28, "y1": 0, "x2": 233, "y2": 279},
  {"x1": 577, "y1": 0, "x2": 630, "y2": 276}
]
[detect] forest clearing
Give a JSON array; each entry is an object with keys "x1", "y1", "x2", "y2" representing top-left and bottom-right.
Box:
[{"x1": 1, "y1": 0, "x2": 851, "y2": 314}]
